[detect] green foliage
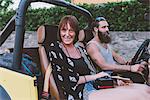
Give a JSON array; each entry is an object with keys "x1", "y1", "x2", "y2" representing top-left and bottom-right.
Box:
[
  {"x1": 0, "y1": 0, "x2": 13, "y2": 29},
  {"x1": 0, "y1": 10, "x2": 15, "y2": 30},
  {"x1": 65, "y1": 0, "x2": 71, "y2": 2},
  {"x1": 0, "y1": 0, "x2": 13, "y2": 14},
  {"x1": 0, "y1": 1, "x2": 149, "y2": 31},
  {"x1": 80, "y1": 1, "x2": 149, "y2": 31}
]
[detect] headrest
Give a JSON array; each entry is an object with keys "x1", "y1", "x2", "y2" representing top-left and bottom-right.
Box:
[
  {"x1": 37, "y1": 25, "x2": 58, "y2": 45},
  {"x1": 84, "y1": 29, "x2": 94, "y2": 43},
  {"x1": 37, "y1": 25, "x2": 45, "y2": 44},
  {"x1": 78, "y1": 29, "x2": 94, "y2": 44}
]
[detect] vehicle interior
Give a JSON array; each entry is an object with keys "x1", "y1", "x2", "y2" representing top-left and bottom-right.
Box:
[
  {"x1": 37, "y1": 25, "x2": 59, "y2": 99},
  {"x1": 0, "y1": 0, "x2": 93, "y2": 99},
  {"x1": 0, "y1": 0, "x2": 150, "y2": 100}
]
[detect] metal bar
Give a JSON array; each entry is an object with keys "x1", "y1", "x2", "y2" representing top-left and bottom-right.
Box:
[{"x1": 0, "y1": 15, "x2": 15, "y2": 46}]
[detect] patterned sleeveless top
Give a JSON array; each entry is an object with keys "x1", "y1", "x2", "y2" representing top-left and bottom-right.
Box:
[{"x1": 48, "y1": 42, "x2": 90, "y2": 100}]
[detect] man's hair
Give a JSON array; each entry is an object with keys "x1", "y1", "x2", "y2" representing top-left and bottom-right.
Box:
[
  {"x1": 91, "y1": 17, "x2": 106, "y2": 31},
  {"x1": 95, "y1": 17, "x2": 106, "y2": 22},
  {"x1": 57, "y1": 15, "x2": 79, "y2": 44}
]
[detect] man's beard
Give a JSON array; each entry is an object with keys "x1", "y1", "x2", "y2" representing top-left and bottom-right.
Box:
[{"x1": 98, "y1": 30, "x2": 111, "y2": 43}]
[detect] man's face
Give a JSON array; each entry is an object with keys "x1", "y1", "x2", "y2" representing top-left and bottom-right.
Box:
[
  {"x1": 98, "y1": 21, "x2": 109, "y2": 33},
  {"x1": 97, "y1": 21, "x2": 111, "y2": 43}
]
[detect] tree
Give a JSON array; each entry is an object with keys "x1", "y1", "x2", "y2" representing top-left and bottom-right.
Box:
[
  {"x1": 0, "y1": 0, "x2": 13, "y2": 14},
  {"x1": 137, "y1": 0, "x2": 149, "y2": 4}
]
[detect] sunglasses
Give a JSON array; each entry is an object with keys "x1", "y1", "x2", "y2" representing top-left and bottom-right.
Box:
[{"x1": 95, "y1": 17, "x2": 106, "y2": 21}]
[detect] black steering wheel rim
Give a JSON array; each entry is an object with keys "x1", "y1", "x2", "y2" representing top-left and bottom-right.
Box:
[{"x1": 131, "y1": 39, "x2": 150, "y2": 65}]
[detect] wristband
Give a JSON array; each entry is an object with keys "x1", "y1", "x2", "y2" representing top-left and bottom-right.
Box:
[
  {"x1": 126, "y1": 61, "x2": 128, "y2": 65},
  {"x1": 42, "y1": 91, "x2": 50, "y2": 100},
  {"x1": 130, "y1": 65, "x2": 132, "y2": 72},
  {"x1": 126, "y1": 61, "x2": 130, "y2": 65},
  {"x1": 84, "y1": 76, "x2": 87, "y2": 83}
]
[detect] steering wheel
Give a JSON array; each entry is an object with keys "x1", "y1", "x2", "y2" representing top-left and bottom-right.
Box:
[
  {"x1": 130, "y1": 39, "x2": 150, "y2": 85},
  {"x1": 130, "y1": 39, "x2": 150, "y2": 65}
]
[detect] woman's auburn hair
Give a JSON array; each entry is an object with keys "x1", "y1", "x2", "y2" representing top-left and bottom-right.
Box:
[{"x1": 57, "y1": 15, "x2": 79, "y2": 44}]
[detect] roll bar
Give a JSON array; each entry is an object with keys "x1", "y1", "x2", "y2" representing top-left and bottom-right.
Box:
[{"x1": 12, "y1": 0, "x2": 93, "y2": 69}]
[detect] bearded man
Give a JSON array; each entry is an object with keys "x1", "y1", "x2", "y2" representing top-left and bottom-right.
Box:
[{"x1": 86, "y1": 17, "x2": 147, "y2": 83}]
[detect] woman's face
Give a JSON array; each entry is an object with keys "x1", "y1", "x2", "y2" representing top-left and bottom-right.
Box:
[{"x1": 60, "y1": 23, "x2": 75, "y2": 45}]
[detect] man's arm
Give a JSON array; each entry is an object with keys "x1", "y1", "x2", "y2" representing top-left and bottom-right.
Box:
[
  {"x1": 112, "y1": 50, "x2": 127, "y2": 65},
  {"x1": 86, "y1": 43, "x2": 139, "y2": 72}
]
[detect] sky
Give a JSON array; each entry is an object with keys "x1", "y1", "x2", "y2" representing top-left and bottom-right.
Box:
[{"x1": 10, "y1": 0, "x2": 53, "y2": 10}]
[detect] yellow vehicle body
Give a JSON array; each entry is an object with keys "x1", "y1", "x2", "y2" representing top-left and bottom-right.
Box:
[{"x1": 0, "y1": 67, "x2": 38, "y2": 100}]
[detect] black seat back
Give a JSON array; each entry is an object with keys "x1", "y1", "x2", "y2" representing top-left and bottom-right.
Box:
[
  {"x1": 37, "y1": 25, "x2": 60, "y2": 100},
  {"x1": 38, "y1": 25, "x2": 58, "y2": 54}
]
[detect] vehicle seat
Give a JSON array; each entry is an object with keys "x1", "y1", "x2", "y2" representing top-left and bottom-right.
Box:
[
  {"x1": 37, "y1": 25, "x2": 60, "y2": 100},
  {"x1": 77, "y1": 28, "x2": 94, "y2": 47}
]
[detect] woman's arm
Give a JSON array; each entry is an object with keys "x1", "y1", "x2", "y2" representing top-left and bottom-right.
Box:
[
  {"x1": 77, "y1": 72, "x2": 110, "y2": 84},
  {"x1": 43, "y1": 64, "x2": 52, "y2": 92}
]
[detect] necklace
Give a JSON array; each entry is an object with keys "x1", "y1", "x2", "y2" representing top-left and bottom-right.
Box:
[
  {"x1": 64, "y1": 45, "x2": 71, "y2": 57},
  {"x1": 61, "y1": 43, "x2": 80, "y2": 58}
]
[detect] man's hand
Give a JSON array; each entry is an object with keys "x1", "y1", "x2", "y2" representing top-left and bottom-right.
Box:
[
  {"x1": 130, "y1": 64, "x2": 145, "y2": 73},
  {"x1": 140, "y1": 61, "x2": 148, "y2": 66}
]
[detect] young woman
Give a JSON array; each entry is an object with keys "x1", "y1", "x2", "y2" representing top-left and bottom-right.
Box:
[{"x1": 42, "y1": 15, "x2": 110, "y2": 100}]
